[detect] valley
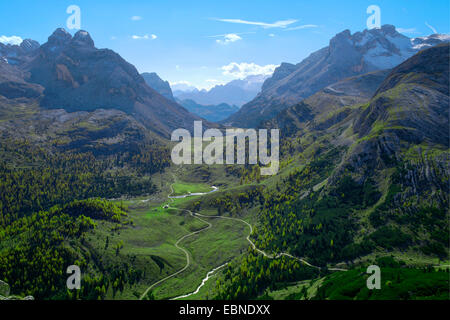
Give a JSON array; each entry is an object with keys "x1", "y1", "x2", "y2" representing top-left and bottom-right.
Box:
[{"x1": 0, "y1": 20, "x2": 449, "y2": 302}]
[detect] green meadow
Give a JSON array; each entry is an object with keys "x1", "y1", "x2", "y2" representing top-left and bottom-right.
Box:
[{"x1": 85, "y1": 174, "x2": 251, "y2": 300}]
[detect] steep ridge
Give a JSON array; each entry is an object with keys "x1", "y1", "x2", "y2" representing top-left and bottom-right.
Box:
[
  {"x1": 343, "y1": 43, "x2": 449, "y2": 177},
  {"x1": 17, "y1": 28, "x2": 204, "y2": 137},
  {"x1": 141, "y1": 72, "x2": 175, "y2": 101},
  {"x1": 174, "y1": 74, "x2": 268, "y2": 107},
  {"x1": 0, "y1": 58, "x2": 43, "y2": 99}
]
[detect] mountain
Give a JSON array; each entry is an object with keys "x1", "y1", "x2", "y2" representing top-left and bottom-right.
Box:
[
  {"x1": 173, "y1": 74, "x2": 269, "y2": 107},
  {"x1": 171, "y1": 82, "x2": 197, "y2": 93},
  {"x1": 1, "y1": 28, "x2": 205, "y2": 138},
  {"x1": 235, "y1": 43, "x2": 449, "y2": 277},
  {"x1": 200, "y1": 44, "x2": 449, "y2": 300},
  {"x1": 1, "y1": 27, "x2": 448, "y2": 302},
  {"x1": 271, "y1": 42, "x2": 448, "y2": 173},
  {"x1": 348, "y1": 42, "x2": 449, "y2": 171},
  {"x1": 0, "y1": 39, "x2": 40, "y2": 65},
  {"x1": 410, "y1": 33, "x2": 450, "y2": 50},
  {"x1": 177, "y1": 99, "x2": 239, "y2": 122},
  {"x1": 272, "y1": 42, "x2": 449, "y2": 211},
  {"x1": 224, "y1": 25, "x2": 450, "y2": 128},
  {"x1": 0, "y1": 57, "x2": 44, "y2": 100},
  {"x1": 141, "y1": 72, "x2": 174, "y2": 101}
]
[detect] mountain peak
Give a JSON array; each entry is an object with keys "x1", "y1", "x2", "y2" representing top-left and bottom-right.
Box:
[
  {"x1": 141, "y1": 72, "x2": 174, "y2": 101},
  {"x1": 48, "y1": 28, "x2": 72, "y2": 45},
  {"x1": 72, "y1": 30, "x2": 95, "y2": 47},
  {"x1": 334, "y1": 29, "x2": 352, "y2": 39},
  {"x1": 20, "y1": 39, "x2": 40, "y2": 52},
  {"x1": 379, "y1": 24, "x2": 397, "y2": 34}
]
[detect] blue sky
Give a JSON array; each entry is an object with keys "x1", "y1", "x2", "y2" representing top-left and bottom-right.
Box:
[{"x1": 1, "y1": 0, "x2": 449, "y2": 89}]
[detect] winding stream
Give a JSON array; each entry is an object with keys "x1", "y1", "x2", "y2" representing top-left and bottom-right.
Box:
[
  {"x1": 139, "y1": 176, "x2": 346, "y2": 300},
  {"x1": 168, "y1": 186, "x2": 219, "y2": 199}
]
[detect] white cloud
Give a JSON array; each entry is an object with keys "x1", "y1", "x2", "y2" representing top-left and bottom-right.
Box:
[
  {"x1": 221, "y1": 62, "x2": 278, "y2": 79},
  {"x1": 396, "y1": 28, "x2": 418, "y2": 34},
  {"x1": 110, "y1": 36, "x2": 117, "y2": 40},
  {"x1": 268, "y1": 33, "x2": 275, "y2": 37},
  {"x1": 213, "y1": 18, "x2": 297, "y2": 29},
  {"x1": 131, "y1": 16, "x2": 142, "y2": 21},
  {"x1": 0, "y1": 35, "x2": 23, "y2": 45},
  {"x1": 425, "y1": 22, "x2": 437, "y2": 34},
  {"x1": 285, "y1": 24, "x2": 318, "y2": 31},
  {"x1": 215, "y1": 33, "x2": 242, "y2": 45},
  {"x1": 131, "y1": 34, "x2": 157, "y2": 40}
]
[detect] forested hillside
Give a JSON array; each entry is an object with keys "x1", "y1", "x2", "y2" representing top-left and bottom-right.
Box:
[{"x1": 210, "y1": 44, "x2": 449, "y2": 300}]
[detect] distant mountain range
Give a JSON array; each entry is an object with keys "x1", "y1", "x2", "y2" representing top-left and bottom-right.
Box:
[
  {"x1": 142, "y1": 72, "x2": 258, "y2": 121},
  {"x1": 224, "y1": 25, "x2": 450, "y2": 128},
  {"x1": 173, "y1": 74, "x2": 269, "y2": 107},
  {"x1": 176, "y1": 99, "x2": 239, "y2": 122}
]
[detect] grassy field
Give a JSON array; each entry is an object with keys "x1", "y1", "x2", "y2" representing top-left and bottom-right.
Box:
[
  {"x1": 264, "y1": 278, "x2": 325, "y2": 300},
  {"x1": 152, "y1": 215, "x2": 249, "y2": 299},
  {"x1": 85, "y1": 160, "x2": 449, "y2": 300},
  {"x1": 83, "y1": 167, "x2": 252, "y2": 300},
  {"x1": 171, "y1": 181, "x2": 213, "y2": 196},
  {"x1": 85, "y1": 198, "x2": 201, "y2": 299},
  {"x1": 180, "y1": 267, "x2": 225, "y2": 300}
]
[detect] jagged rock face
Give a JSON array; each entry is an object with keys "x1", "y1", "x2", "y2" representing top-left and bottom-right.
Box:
[
  {"x1": 225, "y1": 25, "x2": 450, "y2": 128},
  {"x1": 141, "y1": 72, "x2": 174, "y2": 101},
  {"x1": 349, "y1": 25, "x2": 414, "y2": 70},
  {"x1": 0, "y1": 38, "x2": 40, "y2": 65},
  {"x1": 263, "y1": 44, "x2": 448, "y2": 202},
  {"x1": 26, "y1": 29, "x2": 144, "y2": 112},
  {"x1": 261, "y1": 63, "x2": 297, "y2": 92},
  {"x1": 18, "y1": 28, "x2": 204, "y2": 137}
]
